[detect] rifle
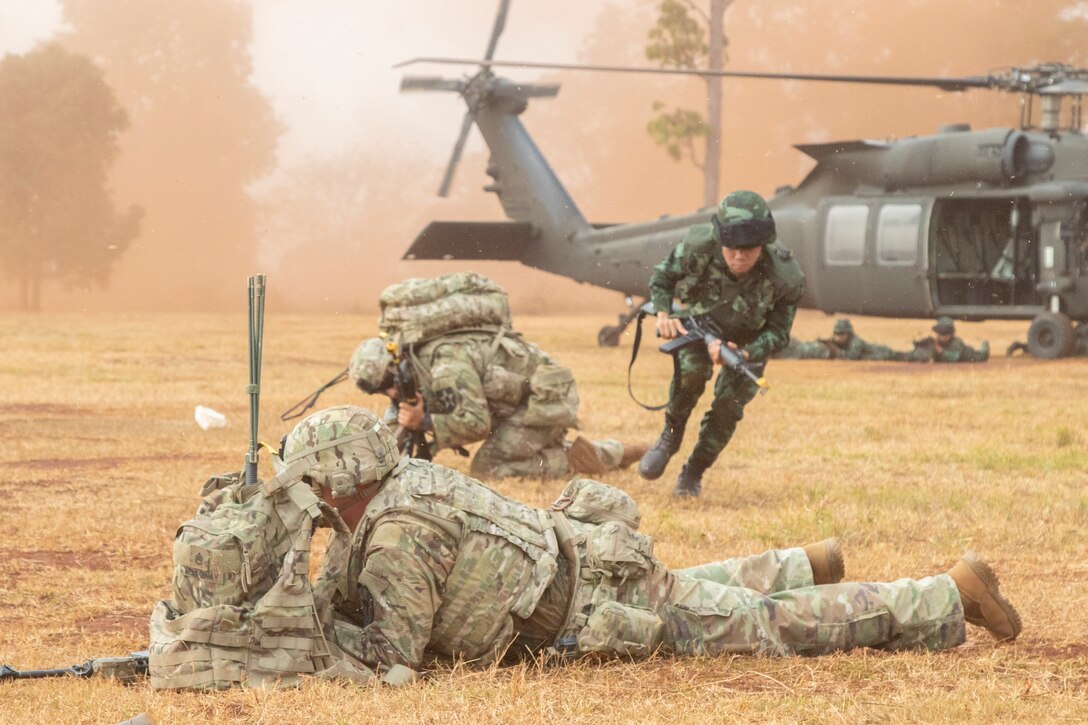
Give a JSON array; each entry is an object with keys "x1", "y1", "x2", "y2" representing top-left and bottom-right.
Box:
[
  {"x1": 0, "y1": 651, "x2": 148, "y2": 683},
  {"x1": 388, "y1": 345, "x2": 433, "y2": 461},
  {"x1": 657, "y1": 314, "x2": 770, "y2": 393},
  {"x1": 627, "y1": 304, "x2": 768, "y2": 411}
]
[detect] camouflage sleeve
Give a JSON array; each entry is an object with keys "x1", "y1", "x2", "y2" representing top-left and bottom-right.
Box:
[
  {"x1": 425, "y1": 342, "x2": 491, "y2": 450},
  {"x1": 742, "y1": 299, "x2": 798, "y2": 362},
  {"x1": 335, "y1": 517, "x2": 455, "y2": 670},
  {"x1": 648, "y1": 245, "x2": 684, "y2": 314}
]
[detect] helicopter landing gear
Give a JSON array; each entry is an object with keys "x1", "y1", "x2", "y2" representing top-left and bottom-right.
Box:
[
  {"x1": 597, "y1": 296, "x2": 648, "y2": 347},
  {"x1": 1027, "y1": 311, "x2": 1076, "y2": 359}
]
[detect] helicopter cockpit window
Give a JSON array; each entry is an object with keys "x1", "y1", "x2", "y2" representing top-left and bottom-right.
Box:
[
  {"x1": 824, "y1": 205, "x2": 868, "y2": 266},
  {"x1": 877, "y1": 204, "x2": 921, "y2": 265}
]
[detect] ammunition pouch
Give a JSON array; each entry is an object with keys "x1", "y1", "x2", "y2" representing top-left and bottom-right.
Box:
[{"x1": 521, "y1": 363, "x2": 579, "y2": 428}]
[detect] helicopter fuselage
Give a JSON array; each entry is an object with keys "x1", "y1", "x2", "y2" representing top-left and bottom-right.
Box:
[{"x1": 403, "y1": 79, "x2": 1088, "y2": 355}]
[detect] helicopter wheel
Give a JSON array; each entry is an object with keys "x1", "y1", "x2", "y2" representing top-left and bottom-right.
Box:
[
  {"x1": 597, "y1": 325, "x2": 622, "y2": 347},
  {"x1": 1027, "y1": 312, "x2": 1075, "y2": 359}
]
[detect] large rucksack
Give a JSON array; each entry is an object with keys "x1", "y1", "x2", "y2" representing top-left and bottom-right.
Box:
[
  {"x1": 379, "y1": 271, "x2": 511, "y2": 345},
  {"x1": 148, "y1": 470, "x2": 374, "y2": 690}
]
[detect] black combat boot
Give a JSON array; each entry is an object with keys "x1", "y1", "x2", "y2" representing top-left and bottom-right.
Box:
[
  {"x1": 672, "y1": 462, "x2": 704, "y2": 498},
  {"x1": 638, "y1": 421, "x2": 684, "y2": 480}
]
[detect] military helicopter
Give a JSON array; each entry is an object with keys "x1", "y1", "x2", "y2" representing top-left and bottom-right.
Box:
[{"x1": 397, "y1": 2, "x2": 1088, "y2": 358}]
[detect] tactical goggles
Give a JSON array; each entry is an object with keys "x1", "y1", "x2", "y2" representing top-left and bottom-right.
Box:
[
  {"x1": 356, "y1": 370, "x2": 395, "y2": 395},
  {"x1": 713, "y1": 215, "x2": 775, "y2": 249}
]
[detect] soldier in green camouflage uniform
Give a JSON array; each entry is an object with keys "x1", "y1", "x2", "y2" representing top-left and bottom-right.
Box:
[
  {"x1": 281, "y1": 406, "x2": 1021, "y2": 677},
  {"x1": 350, "y1": 333, "x2": 640, "y2": 480},
  {"x1": 905, "y1": 316, "x2": 990, "y2": 363},
  {"x1": 776, "y1": 319, "x2": 906, "y2": 361},
  {"x1": 640, "y1": 190, "x2": 805, "y2": 497}
]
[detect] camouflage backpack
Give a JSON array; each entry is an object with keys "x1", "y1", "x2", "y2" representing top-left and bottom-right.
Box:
[
  {"x1": 378, "y1": 272, "x2": 512, "y2": 345},
  {"x1": 148, "y1": 467, "x2": 373, "y2": 690}
]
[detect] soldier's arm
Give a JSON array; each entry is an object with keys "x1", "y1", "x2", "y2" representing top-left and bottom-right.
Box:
[
  {"x1": 425, "y1": 343, "x2": 491, "y2": 449},
  {"x1": 742, "y1": 299, "x2": 799, "y2": 362},
  {"x1": 648, "y1": 245, "x2": 685, "y2": 314},
  {"x1": 333, "y1": 517, "x2": 454, "y2": 671}
]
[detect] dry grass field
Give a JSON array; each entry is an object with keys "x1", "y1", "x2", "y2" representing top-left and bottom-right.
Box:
[{"x1": 1, "y1": 309, "x2": 1086, "y2": 724}]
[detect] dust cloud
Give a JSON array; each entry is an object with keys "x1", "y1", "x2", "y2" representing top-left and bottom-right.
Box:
[{"x1": 4, "y1": 0, "x2": 1085, "y2": 315}]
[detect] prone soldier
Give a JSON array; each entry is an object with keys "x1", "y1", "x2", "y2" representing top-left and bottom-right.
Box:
[
  {"x1": 281, "y1": 406, "x2": 1022, "y2": 677},
  {"x1": 775, "y1": 318, "x2": 906, "y2": 361},
  {"x1": 906, "y1": 316, "x2": 990, "y2": 363}
]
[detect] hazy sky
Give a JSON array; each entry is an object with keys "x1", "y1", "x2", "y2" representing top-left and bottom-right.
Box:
[{"x1": 0, "y1": 0, "x2": 599, "y2": 170}]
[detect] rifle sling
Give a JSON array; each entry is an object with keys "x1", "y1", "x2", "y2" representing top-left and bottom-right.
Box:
[{"x1": 626, "y1": 307, "x2": 673, "y2": 412}]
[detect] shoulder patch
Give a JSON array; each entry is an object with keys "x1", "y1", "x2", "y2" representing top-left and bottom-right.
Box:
[
  {"x1": 430, "y1": 387, "x2": 461, "y2": 415},
  {"x1": 775, "y1": 246, "x2": 793, "y2": 260}
]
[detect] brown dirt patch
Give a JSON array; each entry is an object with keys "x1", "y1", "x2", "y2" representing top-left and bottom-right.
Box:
[
  {"x1": 74, "y1": 612, "x2": 148, "y2": 635},
  {"x1": 0, "y1": 550, "x2": 159, "y2": 571},
  {"x1": 1018, "y1": 642, "x2": 1088, "y2": 660},
  {"x1": 8, "y1": 456, "x2": 160, "y2": 470},
  {"x1": 0, "y1": 403, "x2": 86, "y2": 416}
]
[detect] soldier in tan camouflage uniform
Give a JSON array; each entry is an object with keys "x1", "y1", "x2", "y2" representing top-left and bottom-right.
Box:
[
  {"x1": 350, "y1": 331, "x2": 646, "y2": 480},
  {"x1": 282, "y1": 406, "x2": 1021, "y2": 677}
]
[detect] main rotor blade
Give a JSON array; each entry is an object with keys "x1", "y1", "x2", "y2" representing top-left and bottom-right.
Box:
[
  {"x1": 483, "y1": 0, "x2": 511, "y2": 62},
  {"x1": 400, "y1": 76, "x2": 466, "y2": 92},
  {"x1": 395, "y1": 57, "x2": 995, "y2": 92},
  {"x1": 438, "y1": 109, "x2": 477, "y2": 197}
]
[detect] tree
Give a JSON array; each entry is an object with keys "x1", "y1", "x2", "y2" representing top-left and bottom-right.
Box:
[
  {"x1": 59, "y1": 0, "x2": 279, "y2": 310},
  {"x1": 0, "y1": 43, "x2": 141, "y2": 311},
  {"x1": 646, "y1": 0, "x2": 731, "y2": 207}
]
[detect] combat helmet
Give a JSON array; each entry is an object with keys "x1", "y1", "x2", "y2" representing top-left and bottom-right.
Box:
[
  {"x1": 833, "y1": 319, "x2": 854, "y2": 335},
  {"x1": 714, "y1": 189, "x2": 776, "y2": 248},
  {"x1": 932, "y1": 316, "x2": 956, "y2": 335},
  {"x1": 281, "y1": 405, "x2": 402, "y2": 499},
  {"x1": 349, "y1": 337, "x2": 394, "y2": 394}
]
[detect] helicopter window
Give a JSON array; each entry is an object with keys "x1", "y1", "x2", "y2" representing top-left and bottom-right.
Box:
[
  {"x1": 877, "y1": 204, "x2": 922, "y2": 265},
  {"x1": 824, "y1": 205, "x2": 868, "y2": 266}
]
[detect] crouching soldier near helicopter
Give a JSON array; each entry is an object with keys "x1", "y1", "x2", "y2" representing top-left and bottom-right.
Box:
[
  {"x1": 775, "y1": 319, "x2": 906, "y2": 361},
  {"x1": 349, "y1": 274, "x2": 647, "y2": 479},
  {"x1": 639, "y1": 190, "x2": 805, "y2": 497},
  {"x1": 281, "y1": 406, "x2": 1022, "y2": 677},
  {"x1": 906, "y1": 316, "x2": 990, "y2": 363}
]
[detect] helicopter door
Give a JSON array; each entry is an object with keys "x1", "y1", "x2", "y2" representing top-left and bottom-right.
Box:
[
  {"x1": 930, "y1": 197, "x2": 1036, "y2": 309},
  {"x1": 866, "y1": 200, "x2": 930, "y2": 316},
  {"x1": 814, "y1": 201, "x2": 870, "y2": 313}
]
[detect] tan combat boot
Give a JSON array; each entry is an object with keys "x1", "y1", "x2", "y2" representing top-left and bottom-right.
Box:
[
  {"x1": 618, "y1": 442, "x2": 651, "y2": 469},
  {"x1": 947, "y1": 551, "x2": 1022, "y2": 641},
  {"x1": 803, "y1": 538, "x2": 845, "y2": 585},
  {"x1": 567, "y1": 436, "x2": 607, "y2": 475}
]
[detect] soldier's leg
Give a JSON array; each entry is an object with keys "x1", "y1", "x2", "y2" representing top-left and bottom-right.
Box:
[
  {"x1": 470, "y1": 421, "x2": 568, "y2": 479},
  {"x1": 673, "y1": 547, "x2": 814, "y2": 593},
  {"x1": 666, "y1": 345, "x2": 714, "y2": 428},
  {"x1": 688, "y1": 367, "x2": 760, "y2": 471},
  {"x1": 592, "y1": 439, "x2": 624, "y2": 469},
  {"x1": 640, "y1": 347, "x2": 713, "y2": 480},
  {"x1": 662, "y1": 574, "x2": 966, "y2": 656}
]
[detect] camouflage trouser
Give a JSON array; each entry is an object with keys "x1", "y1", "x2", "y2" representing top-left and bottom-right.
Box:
[
  {"x1": 470, "y1": 419, "x2": 624, "y2": 479},
  {"x1": 572, "y1": 537, "x2": 966, "y2": 658},
  {"x1": 775, "y1": 340, "x2": 832, "y2": 360},
  {"x1": 666, "y1": 345, "x2": 760, "y2": 470}
]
